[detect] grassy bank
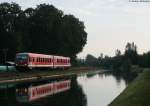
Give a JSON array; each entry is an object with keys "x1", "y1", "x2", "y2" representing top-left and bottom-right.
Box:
[{"x1": 109, "y1": 69, "x2": 150, "y2": 106}]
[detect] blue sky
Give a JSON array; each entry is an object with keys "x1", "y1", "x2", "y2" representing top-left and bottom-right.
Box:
[{"x1": 1, "y1": 0, "x2": 150, "y2": 58}]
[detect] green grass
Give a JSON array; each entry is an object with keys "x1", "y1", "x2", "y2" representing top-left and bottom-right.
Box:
[{"x1": 109, "y1": 69, "x2": 150, "y2": 106}]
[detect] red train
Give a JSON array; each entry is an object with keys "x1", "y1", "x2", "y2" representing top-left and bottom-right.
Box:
[{"x1": 15, "y1": 53, "x2": 71, "y2": 70}]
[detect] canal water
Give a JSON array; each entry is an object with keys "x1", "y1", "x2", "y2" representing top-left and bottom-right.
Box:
[{"x1": 0, "y1": 71, "x2": 130, "y2": 106}]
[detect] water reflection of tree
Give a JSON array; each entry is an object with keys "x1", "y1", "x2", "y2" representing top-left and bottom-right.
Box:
[
  {"x1": 0, "y1": 87, "x2": 16, "y2": 106},
  {"x1": 86, "y1": 73, "x2": 96, "y2": 78},
  {"x1": 98, "y1": 72, "x2": 136, "y2": 86}
]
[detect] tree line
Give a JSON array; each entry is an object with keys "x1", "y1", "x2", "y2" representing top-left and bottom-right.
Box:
[
  {"x1": 80, "y1": 42, "x2": 150, "y2": 72},
  {"x1": 0, "y1": 2, "x2": 87, "y2": 64}
]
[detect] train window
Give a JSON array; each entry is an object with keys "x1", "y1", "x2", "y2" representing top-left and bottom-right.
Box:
[
  {"x1": 32, "y1": 58, "x2": 34, "y2": 62},
  {"x1": 16, "y1": 55, "x2": 27, "y2": 60}
]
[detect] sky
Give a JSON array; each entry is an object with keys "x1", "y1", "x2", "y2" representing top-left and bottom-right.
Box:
[{"x1": 0, "y1": 0, "x2": 150, "y2": 58}]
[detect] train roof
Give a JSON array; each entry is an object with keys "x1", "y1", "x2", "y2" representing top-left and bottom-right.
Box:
[
  {"x1": 54, "y1": 55, "x2": 70, "y2": 59},
  {"x1": 16, "y1": 53, "x2": 53, "y2": 57}
]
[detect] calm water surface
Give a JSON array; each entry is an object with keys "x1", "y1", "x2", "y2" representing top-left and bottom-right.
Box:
[
  {"x1": 78, "y1": 72, "x2": 127, "y2": 106},
  {"x1": 0, "y1": 70, "x2": 130, "y2": 106}
]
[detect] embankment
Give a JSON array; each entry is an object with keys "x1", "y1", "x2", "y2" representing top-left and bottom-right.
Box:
[
  {"x1": 109, "y1": 69, "x2": 150, "y2": 106},
  {"x1": 0, "y1": 67, "x2": 106, "y2": 84}
]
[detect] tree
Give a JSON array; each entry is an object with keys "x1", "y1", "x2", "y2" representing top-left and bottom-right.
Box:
[
  {"x1": 85, "y1": 54, "x2": 98, "y2": 67},
  {"x1": 0, "y1": 2, "x2": 21, "y2": 62},
  {"x1": 28, "y1": 4, "x2": 87, "y2": 60},
  {"x1": 0, "y1": 2, "x2": 87, "y2": 64},
  {"x1": 124, "y1": 42, "x2": 138, "y2": 65},
  {"x1": 58, "y1": 15, "x2": 87, "y2": 57},
  {"x1": 115, "y1": 49, "x2": 121, "y2": 57}
]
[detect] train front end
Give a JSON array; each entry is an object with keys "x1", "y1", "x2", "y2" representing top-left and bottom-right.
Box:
[{"x1": 15, "y1": 53, "x2": 29, "y2": 70}]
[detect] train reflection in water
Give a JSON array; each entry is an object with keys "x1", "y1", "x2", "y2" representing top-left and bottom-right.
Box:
[
  {"x1": 16, "y1": 79, "x2": 71, "y2": 102},
  {"x1": 0, "y1": 75, "x2": 87, "y2": 106}
]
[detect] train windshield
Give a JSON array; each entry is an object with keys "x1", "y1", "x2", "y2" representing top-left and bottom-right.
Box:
[{"x1": 16, "y1": 54, "x2": 28, "y2": 60}]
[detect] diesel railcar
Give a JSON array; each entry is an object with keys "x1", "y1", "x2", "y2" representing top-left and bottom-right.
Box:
[{"x1": 15, "y1": 53, "x2": 71, "y2": 71}]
